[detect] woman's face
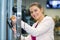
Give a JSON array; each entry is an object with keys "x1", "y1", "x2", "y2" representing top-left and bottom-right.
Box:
[{"x1": 29, "y1": 6, "x2": 43, "y2": 21}]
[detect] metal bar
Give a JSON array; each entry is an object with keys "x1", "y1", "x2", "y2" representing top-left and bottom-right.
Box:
[
  {"x1": 7, "y1": 0, "x2": 14, "y2": 40},
  {"x1": 16, "y1": 0, "x2": 22, "y2": 40},
  {"x1": 0, "y1": 0, "x2": 7, "y2": 40}
]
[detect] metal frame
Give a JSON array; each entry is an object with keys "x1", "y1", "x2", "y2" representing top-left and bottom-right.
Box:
[
  {"x1": 16, "y1": 0, "x2": 22, "y2": 40},
  {"x1": 0, "y1": 0, "x2": 7, "y2": 40},
  {"x1": 0, "y1": 0, "x2": 22, "y2": 40},
  {"x1": 7, "y1": 0, "x2": 14, "y2": 40}
]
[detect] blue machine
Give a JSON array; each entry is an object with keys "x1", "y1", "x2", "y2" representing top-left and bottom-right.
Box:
[{"x1": 0, "y1": 0, "x2": 22, "y2": 40}]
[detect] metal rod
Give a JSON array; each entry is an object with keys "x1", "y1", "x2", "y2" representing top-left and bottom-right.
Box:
[{"x1": 16, "y1": 0, "x2": 22, "y2": 40}]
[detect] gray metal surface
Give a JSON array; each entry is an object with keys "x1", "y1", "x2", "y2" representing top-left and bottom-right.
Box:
[{"x1": 16, "y1": 0, "x2": 22, "y2": 40}]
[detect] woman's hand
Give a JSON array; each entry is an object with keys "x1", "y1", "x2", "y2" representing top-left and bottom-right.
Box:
[
  {"x1": 10, "y1": 15, "x2": 16, "y2": 36},
  {"x1": 12, "y1": 27, "x2": 16, "y2": 34},
  {"x1": 10, "y1": 15, "x2": 16, "y2": 26}
]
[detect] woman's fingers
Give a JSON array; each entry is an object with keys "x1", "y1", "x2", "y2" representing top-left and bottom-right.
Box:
[
  {"x1": 10, "y1": 15, "x2": 16, "y2": 21},
  {"x1": 12, "y1": 27, "x2": 16, "y2": 34},
  {"x1": 10, "y1": 15, "x2": 16, "y2": 26}
]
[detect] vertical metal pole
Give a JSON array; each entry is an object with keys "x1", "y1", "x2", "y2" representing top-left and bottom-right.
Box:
[
  {"x1": 0, "y1": 0, "x2": 7, "y2": 40},
  {"x1": 16, "y1": 0, "x2": 22, "y2": 40},
  {"x1": 7, "y1": 0, "x2": 14, "y2": 40},
  {"x1": 0, "y1": 0, "x2": 2, "y2": 40},
  {"x1": 0, "y1": 0, "x2": 1, "y2": 40}
]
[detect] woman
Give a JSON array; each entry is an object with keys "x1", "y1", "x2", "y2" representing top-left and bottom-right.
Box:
[{"x1": 11, "y1": 2, "x2": 55, "y2": 40}]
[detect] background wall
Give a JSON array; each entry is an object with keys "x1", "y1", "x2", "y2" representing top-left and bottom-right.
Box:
[{"x1": 22, "y1": 0, "x2": 60, "y2": 18}]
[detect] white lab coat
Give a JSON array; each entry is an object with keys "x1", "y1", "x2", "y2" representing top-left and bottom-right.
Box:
[{"x1": 21, "y1": 16, "x2": 55, "y2": 40}]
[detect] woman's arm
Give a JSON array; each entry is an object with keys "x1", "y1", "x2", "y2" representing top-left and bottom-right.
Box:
[{"x1": 21, "y1": 17, "x2": 55, "y2": 36}]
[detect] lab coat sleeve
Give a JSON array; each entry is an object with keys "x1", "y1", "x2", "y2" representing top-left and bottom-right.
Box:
[
  {"x1": 21, "y1": 35, "x2": 31, "y2": 40},
  {"x1": 21, "y1": 17, "x2": 55, "y2": 36}
]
